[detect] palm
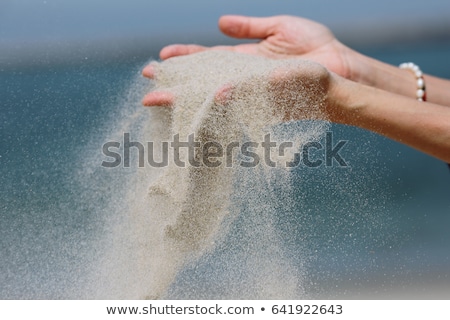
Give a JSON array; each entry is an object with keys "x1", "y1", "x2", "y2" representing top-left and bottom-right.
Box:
[
  {"x1": 142, "y1": 15, "x2": 352, "y2": 107},
  {"x1": 159, "y1": 15, "x2": 351, "y2": 79}
]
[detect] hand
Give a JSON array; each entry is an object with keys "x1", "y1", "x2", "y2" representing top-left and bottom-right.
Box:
[
  {"x1": 142, "y1": 15, "x2": 354, "y2": 107},
  {"x1": 212, "y1": 61, "x2": 334, "y2": 122},
  {"x1": 160, "y1": 15, "x2": 352, "y2": 74},
  {"x1": 144, "y1": 52, "x2": 339, "y2": 124}
]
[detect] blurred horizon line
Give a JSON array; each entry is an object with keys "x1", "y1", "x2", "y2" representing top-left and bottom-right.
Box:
[{"x1": 2, "y1": 19, "x2": 450, "y2": 70}]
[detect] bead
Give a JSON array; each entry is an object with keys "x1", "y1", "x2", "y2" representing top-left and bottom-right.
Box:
[
  {"x1": 417, "y1": 78, "x2": 424, "y2": 88},
  {"x1": 399, "y1": 61, "x2": 426, "y2": 102},
  {"x1": 417, "y1": 89, "x2": 425, "y2": 99}
]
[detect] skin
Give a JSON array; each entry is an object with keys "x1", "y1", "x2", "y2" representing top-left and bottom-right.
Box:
[
  {"x1": 142, "y1": 15, "x2": 450, "y2": 162},
  {"x1": 330, "y1": 76, "x2": 450, "y2": 163}
]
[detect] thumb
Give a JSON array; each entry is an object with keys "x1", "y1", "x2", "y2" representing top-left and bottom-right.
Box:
[
  {"x1": 218, "y1": 15, "x2": 279, "y2": 39},
  {"x1": 214, "y1": 84, "x2": 234, "y2": 106}
]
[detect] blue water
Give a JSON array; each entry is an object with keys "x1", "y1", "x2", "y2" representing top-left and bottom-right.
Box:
[{"x1": 1, "y1": 43, "x2": 450, "y2": 299}]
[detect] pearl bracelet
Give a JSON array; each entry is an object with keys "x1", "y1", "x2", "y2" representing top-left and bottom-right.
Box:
[{"x1": 399, "y1": 62, "x2": 426, "y2": 101}]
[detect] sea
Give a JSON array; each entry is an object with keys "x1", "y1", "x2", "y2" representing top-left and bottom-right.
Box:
[{"x1": 1, "y1": 41, "x2": 450, "y2": 299}]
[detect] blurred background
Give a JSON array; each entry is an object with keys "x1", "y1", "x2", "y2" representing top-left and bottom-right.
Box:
[
  {"x1": 1, "y1": 0, "x2": 450, "y2": 299},
  {"x1": 2, "y1": 0, "x2": 450, "y2": 68}
]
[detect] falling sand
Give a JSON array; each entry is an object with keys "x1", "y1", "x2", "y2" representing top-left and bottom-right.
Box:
[{"x1": 84, "y1": 51, "x2": 332, "y2": 299}]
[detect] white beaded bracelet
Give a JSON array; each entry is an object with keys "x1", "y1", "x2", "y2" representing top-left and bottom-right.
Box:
[{"x1": 399, "y1": 62, "x2": 426, "y2": 101}]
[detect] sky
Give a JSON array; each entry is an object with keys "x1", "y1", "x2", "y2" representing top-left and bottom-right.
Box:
[{"x1": 1, "y1": 0, "x2": 450, "y2": 66}]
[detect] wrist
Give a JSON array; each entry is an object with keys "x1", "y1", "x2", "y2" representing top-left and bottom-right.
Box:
[
  {"x1": 348, "y1": 50, "x2": 420, "y2": 100},
  {"x1": 347, "y1": 50, "x2": 379, "y2": 86},
  {"x1": 325, "y1": 73, "x2": 358, "y2": 125}
]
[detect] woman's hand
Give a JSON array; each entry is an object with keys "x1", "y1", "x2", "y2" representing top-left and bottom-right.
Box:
[
  {"x1": 142, "y1": 15, "x2": 354, "y2": 107},
  {"x1": 157, "y1": 15, "x2": 352, "y2": 78},
  {"x1": 144, "y1": 15, "x2": 353, "y2": 78}
]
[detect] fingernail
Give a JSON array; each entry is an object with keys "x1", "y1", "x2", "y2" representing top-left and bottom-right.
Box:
[{"x1": 142, "y1": 65, "x2": 155, "y2": 78}]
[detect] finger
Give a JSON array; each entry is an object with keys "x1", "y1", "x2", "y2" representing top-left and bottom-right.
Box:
[
  {"x1": 218, "y1": 15, "x2": 280, "y2": 39},
  {"x1": 142, "y1": 64, "x2": 156, "y2": 79},
  {"x1": 214, "y1": 84, "x2": 234, "y2": 106},
  {"x1": 142, "y1": 91, "x2": 174, "y2": 107},
  {"x1": 160, "y1": 44, "x2": 208, "y2": 60}
]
